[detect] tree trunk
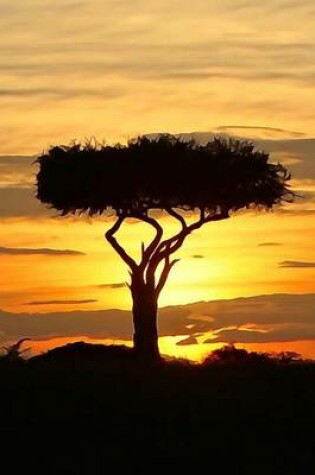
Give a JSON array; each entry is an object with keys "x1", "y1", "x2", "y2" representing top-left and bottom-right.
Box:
[{"x1": 131, "y1": 282, "x2": 161, "y2": 363}]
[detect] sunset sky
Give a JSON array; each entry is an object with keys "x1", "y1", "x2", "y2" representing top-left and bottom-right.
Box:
[{"x1": 0, "y1": 0, "x2": 315, "y2": 360}]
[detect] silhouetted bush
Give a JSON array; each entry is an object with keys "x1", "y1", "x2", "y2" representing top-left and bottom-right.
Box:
[
  {"x1": 32, "y1": 341, "x2": 134, "y2": 363},
  {"x1": 203, "y1": 343, "x2": 272, "y2": 366},
  {"x1": 0, "y1": 341, "x2": 313, "y2": 472},
  {"x1": 0, "y1": 338, "x2": 30, "y2": 362}
]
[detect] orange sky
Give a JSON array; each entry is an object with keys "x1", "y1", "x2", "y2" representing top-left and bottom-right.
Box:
[
  {"x1": 1, "y1": 209, "x2": 315, "y2": 312},
  {"x1": 0, "y1": 0, "x2": 314, "y2": 360}
]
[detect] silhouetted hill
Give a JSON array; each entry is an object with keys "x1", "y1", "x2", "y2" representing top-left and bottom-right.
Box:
[
  {"x1": 32, "y1": 340, "x2": 134, "y2": 363},
  {"x1": 0, "y1": 342, "x2": 314, "y2": 472}
]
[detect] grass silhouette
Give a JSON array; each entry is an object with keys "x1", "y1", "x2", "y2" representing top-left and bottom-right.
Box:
[{"x1": 0, "y1": 341, "x2": 314, "y2": 471}]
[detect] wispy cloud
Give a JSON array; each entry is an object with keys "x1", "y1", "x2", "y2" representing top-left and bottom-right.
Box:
[
  {"x1": 25, "y1": 299, "x2": 97, "y2": 305},
  {"x1": 0, "y1": 87, "x2": 124, "y2": 101},
  {"x1": 0, "y1": 187, "x2": 50, "y2": 218},
  {"x1": 0, "y1": 155, "x2": 34, "y2": 187},
  {"x1": 209, "y1": 324, "x2": 315, "y2": 344},
  {"x1": 176, "y1": 335, "x2": 198, "y2": 346},
  {"x1": 96, "y1": 282, "x2": 125, "y2": 289},
  {"x1": 258, "y1": 242, "x2": 283, "y2": 247},
  {"x1": 0, "y1": 293, "x2": 315, "y2": 345},
  {"x1": 279, "y1": 260, "x2": 315, "y2": 268},
  {"x1": 0, "y1": 0, "x2": 313, "y2": 155},
  {"x1": 216, "y1": 125, "x2": 305, "y2": 138},
  {"x1": 0, "y1": 246, "x2": 85, "y2": 256}
]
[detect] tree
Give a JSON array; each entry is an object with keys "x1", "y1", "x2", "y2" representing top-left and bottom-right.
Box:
[{"x1": 36, "y1": 135, "x2": 292, "y2": 362}]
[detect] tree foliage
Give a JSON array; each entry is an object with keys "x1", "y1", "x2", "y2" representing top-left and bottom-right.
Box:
[{"x1": 36, "y1": 135, "x2": 292, "y2": 217}]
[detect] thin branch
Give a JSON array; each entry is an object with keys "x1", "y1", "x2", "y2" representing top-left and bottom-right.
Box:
[
  {"x1": 105, "y1": 215, "x2": 137, "y2": 271},
  {"x1": 200, "y1": 206, "x2": 205, "y2": 221},
  {"x1": 148, "y1": 207, "x2": 230, "y2": 277},
  {"x1": 156, "y1": 256, "x2": 180, "y2": 297},
  {"x1": 165, "y1": 208, "x2": 187, "y2": 230},
  {"x1": 204, "y1": 208, "x2": 229, "y2": 223},
  {"x1": 154, "y1": 208, "x2": 187, "y2": 256},
  {"x1": 166, "y1": 208, "x2": 230, "y2": 256},
  {"x1": 128, "y1": 213, "x2": 163, "y2": 270},
  {"x1": 106, "y1": 208, "x2": 230, "y2": 292},
  {"x1": 154, "y1": 211, "x2": 201, "y2": 259}
]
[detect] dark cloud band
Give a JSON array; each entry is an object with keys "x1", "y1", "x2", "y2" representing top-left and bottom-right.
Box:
[
  {"x1": 96, "y1": 283, "x2": 125, "y2": 289},
  {"x1": 25, "y1": 299, "x2": 97, "y2": 305},
  {"x1": 0, "y1": 293, "x2": 314, "y2": 345},
  {"x1": 0, "y1": 246, "x2": 85, "y2": 256},
  {"x1": 279, "y1": 260, "x2": 315, "y2": 268}
]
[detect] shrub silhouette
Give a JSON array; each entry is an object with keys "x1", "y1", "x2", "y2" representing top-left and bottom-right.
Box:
[
  {"x1": 203, "y1": 343, "x2": 271, "y2": 366},
  {"x1": 0, "y1": 340, "x2": 314, "y2": 470},
  {"x1": 276, "y1": 351, "x2": 301, "y2": 363},
  {"x1": 202, "y1": 344, "x2": 302, "y2": 367},
  {"x1": 1, "y1": 338, "x2": 31, "y2": 361},
  {"x1": 31, "y1": 341, "x2": 135, "y2": 369},
  {"x1": 36, "y1": 134, "x2": 292, "y2": 362}
]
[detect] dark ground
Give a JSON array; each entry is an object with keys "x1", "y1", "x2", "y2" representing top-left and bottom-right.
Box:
[{"x1": 0, "y1": 342, "x2": 314, "y2": 473}]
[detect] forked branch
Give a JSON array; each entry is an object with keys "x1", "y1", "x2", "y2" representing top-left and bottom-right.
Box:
[
  {"x1": 105, "y1": 212, "x2": 164, "y2": 277},
  {"x1": 131, "y1": 213, "x2": 163, "y2": 270},
  {"x1": 147, "y1": 207, "x2": 230, "y2": 283},
  {"x1": 156, "y1": 255, "x2": 180, "y2": 297},
  {"x1": 165, "y1": 208, "x2": 187, "y2": 230},
  {"x1": 106, "y1": 207, "x2": 230, "y2": 296},
  {"x1": 105, "y1": 215, "x2": 137, "y2": 271}
]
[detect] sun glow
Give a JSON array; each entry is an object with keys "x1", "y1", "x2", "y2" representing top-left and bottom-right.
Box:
[
  {"x1": 1, "y1": 208, "x2": 315, "y2": 314},
  {"x1": 0, "y1": 0, "x2": 315, "y2": 366},
  {"x1": 23, "y1": 336, "x2": 315, "y2": 363}
]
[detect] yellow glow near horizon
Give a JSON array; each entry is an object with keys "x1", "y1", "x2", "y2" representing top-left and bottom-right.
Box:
[
  {"x1": 0, "y1": 209, "x2": 314, "y2": 313},
  {"x1": 22, "y1": 336, "x2": 315, "y2": 363}
]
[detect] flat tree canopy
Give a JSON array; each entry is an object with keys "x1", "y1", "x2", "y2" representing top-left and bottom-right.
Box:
[{"x1": 36, "y1": 135, "x2": 292, "y2": 216}]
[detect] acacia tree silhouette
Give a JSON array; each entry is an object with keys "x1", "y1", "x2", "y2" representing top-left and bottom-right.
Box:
[{"x1": 36, "y1": 135, "x2": 292, "y2": 362}]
